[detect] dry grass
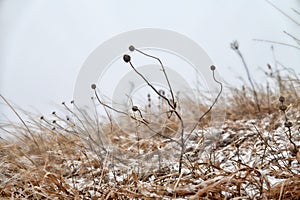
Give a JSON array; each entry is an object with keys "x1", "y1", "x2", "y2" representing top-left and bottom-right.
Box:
[{"x1": 0, "y1": 67, "x2": 300, "y2": 199}]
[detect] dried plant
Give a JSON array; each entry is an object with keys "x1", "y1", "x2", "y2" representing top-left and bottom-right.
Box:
[{"x1": 91, "y1": 46, "x2": 223, "y2": 174}]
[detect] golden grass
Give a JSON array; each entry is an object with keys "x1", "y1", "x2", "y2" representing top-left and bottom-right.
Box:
[{"x1": 0, "y1": 69, "x2": 300, "y2": 199}]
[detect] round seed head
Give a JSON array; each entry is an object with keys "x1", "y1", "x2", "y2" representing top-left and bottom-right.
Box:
[
  {"x1": 123, "y1": 54, "x2": 131, "y2": 63},
  {"x1": 129, "y1": 45, "x2": 135, "y2": 51},
  {"x1": 40, "y1": 116, "x2": 44, "y2": 120},
  {"x1": 70, "y1": 100, "x2": 74, "y2": 104},
  {"x1": 91, "y1": 84, "x2": 97, "y2": 90},
  {"x1": 210, "y1": 65, "x2": 216, "y2": 71},
  {"x1": 279, "y1": 105, "x2": 287, "y2": 111},
  {"x1": 279, "y1": 96, "x2": 285, "y2": 103},
  {"x1": 52, "y1": 111, "x2": 56, "y2": 115},
  {"x1": 132, "y1": 106, "x2": 139, "y2": 112}
]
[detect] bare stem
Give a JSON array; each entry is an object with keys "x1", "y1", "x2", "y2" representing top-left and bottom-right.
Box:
[
  {"x1": 186, "y1": 68, "x2": 223, "y2": 142},
  {"x1": 233, "y1": 47, "x2": 261, "y2": 113},
  {"x1": 134, "y1": 48, "x2": 176, "y2": 107}
]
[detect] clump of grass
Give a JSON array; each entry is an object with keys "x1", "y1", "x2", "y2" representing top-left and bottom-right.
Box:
[
  {"x1": 90, "y1": 46, "x2": 223, "y2": 175},
  {"x1": 0, "y1": 65, "x2": 300, "y2": 198}
]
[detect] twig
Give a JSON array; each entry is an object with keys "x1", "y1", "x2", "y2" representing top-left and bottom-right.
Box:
[
  {"x1": 0, "y1": 94, "x2": 40, "y2": 152},
  {"x1": 231, "y1": 41, "x2": 261, "y2": 113},
  {"x1": 292, "y1": 8, "x2": 300, "y2": 16},
  {"x1": 132, "y1": 47, "x2": 176, "y2": 107},
  {"x1": 253, "y1": 39, "x2": 300, "y2": 51},
  {"x1": 128, "y1": 61, "x2": 176, "y2": 110},
  {"x1": 124, "y1": 53, "x2": 186, "y2": 173},
  {"x1": 264, "y1": 0, "x2": 300, "y2": 26},
  {"x1": 186, "y1": 65, "x2": 223, "y2": 142},
  {"x1": 92, "y1": 85, "x2": 181, "y2": 145}
]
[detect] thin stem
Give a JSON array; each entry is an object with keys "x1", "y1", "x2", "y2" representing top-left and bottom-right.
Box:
[
  {"x1": 0, "y1": 94, "x2": 40, "y2": 152},
  {"x1": 126, "y1": 55, "x2": 185, "y2": 173},
  {"x1": 186, "y1": 69, "x2": 223, "y2": 142},
  {"x1": 292, "y1": 8, "x2": 300, "y2": 16},
  {"x1": 265, "y1": 0, "x2": 300, "y2": 26},
  {"x1": 283, "y1": 31, "x2": 300, "y2": 46},
  {"x1": 134, "y1": 48, "x2": 176, "y2": 107},
  {"x1": 253, "y1": 39, "x2": 300, "y2": 51},
  {"x1": 235, "y1": 49, "x2": 261, "y2": 113},
  {"x1": 128, "y1": 61, "x2": 175, "y2": 110},
  {"x1": 62, "y1": 102, "x2": 91, "y2": 137},
  {"x1": 93, "y1": 88, "x2": 180, "y2": 145}
]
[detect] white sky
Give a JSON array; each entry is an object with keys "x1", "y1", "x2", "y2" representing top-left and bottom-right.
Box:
[{"x1": 0, "y1": 0, "x2": 300, "y2": 122}]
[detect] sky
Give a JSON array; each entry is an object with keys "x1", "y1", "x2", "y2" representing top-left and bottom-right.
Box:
[{"x1": 0, "y1": 0, "x2": 300, "y2": 122}]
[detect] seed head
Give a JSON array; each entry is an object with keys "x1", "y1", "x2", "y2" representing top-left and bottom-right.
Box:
[
  {"x1": 279, "y1": 96, "x2": 285, "y2": 103},
  {"x1": 231, "y1": 40, "x2": 239, "y2": 50},
  {"x1": 123, "y1": 54, "x2": 131, "y2": 63},
  {"x1": 210, "y1": 65, "x2": 216, "y2": 71},
  {"x1": 129, "y1": 45, "x2": 135, "y2": 51},
  {"x1": 91, "y1": 84, "x2": 97, "y2": 90},
  {"x1": 132, "y1": 106, "x2": 139, "y2": 112},
  {"x1": 52, "y1": 111, "x2": 56, "y2": 115},
  {"x1": 70, "y1": 100, "x2": 74, "y2": 104},
  {"x1": 279, "y1": 105, "x2": 287, "y2": 111}
]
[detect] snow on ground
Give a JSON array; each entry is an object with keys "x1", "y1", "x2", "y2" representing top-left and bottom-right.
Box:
[{"x1": 1, "y1": 107, "x2": 300, "y2": 199}]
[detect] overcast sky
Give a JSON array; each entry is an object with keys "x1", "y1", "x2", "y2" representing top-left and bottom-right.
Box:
[{"x1": 0, "y1": 0, "x2": 300, "y2": 122}]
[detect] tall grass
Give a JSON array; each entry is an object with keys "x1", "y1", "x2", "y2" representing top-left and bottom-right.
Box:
[{"x1": 0, "y1": 64, "x2": 300, "y2": 199}]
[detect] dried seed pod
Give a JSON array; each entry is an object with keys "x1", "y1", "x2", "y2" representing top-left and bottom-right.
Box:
[
  {"x1": 132, "y1": 106, "x2": 139, "y2": 112},
  {"x1": 91, "y1": 84, "x2": 97, "y2": 89},
  {"x1": 210, "y1": 65, "x2": 216, "y2": 71},
  {"x1": 123, "y1": 54, "x2": 131, "y2": 63},
  {"x1": 279, "y1": 105, "x2": 287, "y2": 111},
  {"x1": 279, "y1": 96, "x2": 285, "y2": 103},
  {"x1": 231, "y1": 40, "x2": 239, "y2": 50},
  {"x1": 129, "y1": 45, "x2": 135, "y2": 51}
]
